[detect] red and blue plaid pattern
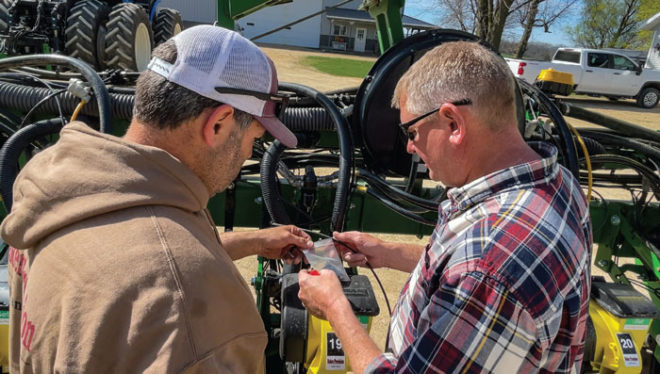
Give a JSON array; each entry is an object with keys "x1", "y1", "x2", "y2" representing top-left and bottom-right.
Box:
[{"x1": 367, "y1": 143, "x2": 592, "y2": 373}]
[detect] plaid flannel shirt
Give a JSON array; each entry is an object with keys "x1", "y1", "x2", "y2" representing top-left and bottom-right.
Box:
[{"x1": 366, "y1": 142, "x2": 592, "y2": 373}]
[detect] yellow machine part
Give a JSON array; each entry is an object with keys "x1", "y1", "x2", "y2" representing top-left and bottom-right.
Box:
[
  {"x1": 305, "y1": 314, "x2": 372, "y2": 373},
  {"x1": 0, "y1": 310, "x2": 8, "y2": 373},
  {"x1": 537, "y1": 68, "x2": 574, "y2": 86},
  {"x1": 587, "y1": 300, "x2": 652, "y2": 373}
]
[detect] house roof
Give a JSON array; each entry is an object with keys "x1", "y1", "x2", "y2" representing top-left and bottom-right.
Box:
[
  {"x1": 325, "y1": 8, "x2": 436, "y2": 29},
  {"x1": 642, "y1": 12, "x2": 660, "y2": 30}
]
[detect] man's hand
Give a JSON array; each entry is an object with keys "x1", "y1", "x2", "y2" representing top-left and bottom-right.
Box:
[
  {"x1": 220, "y1": 225, "x2": 313, "y2": 262},
  {"x1": 334, "y1": 231, "x2": 425, "y2": 272},
  {"x1": 333, "y1": 231, "x2": 390, "y2": 269},
  {"x1": 256, "y1": 225, "x2": 313, "y2": 265},
  {"x1": 298, "y1": 269, "x2": 347, "y2": 320}
]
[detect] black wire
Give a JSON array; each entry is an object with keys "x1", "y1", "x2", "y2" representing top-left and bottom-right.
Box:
[
  {"x1": 271, "y1": 223, "x2": 393, "y2": 318},
  {"x1": 19, "y1": 89, "x2": 67, "y2": 128},
  {"x1": 2, "y1": 71, "x2": 66, "y2": 125}
]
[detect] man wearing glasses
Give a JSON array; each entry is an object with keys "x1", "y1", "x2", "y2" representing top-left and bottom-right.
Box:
[
  {"x1": 1, "y1": 25, "x2": 313, "y2": 372},
  {"x1": 298, "y1": 41, "x2": 592, "y2": 373}
]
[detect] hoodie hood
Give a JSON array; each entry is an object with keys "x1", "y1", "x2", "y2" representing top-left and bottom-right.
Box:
[{"x1": 1, "y1": 121, "x2": 210, "y2": 249}]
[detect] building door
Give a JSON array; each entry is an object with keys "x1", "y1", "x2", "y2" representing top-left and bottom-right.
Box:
[{"x1": 355, "y1": 27, "x2": 367, "y2": 52}]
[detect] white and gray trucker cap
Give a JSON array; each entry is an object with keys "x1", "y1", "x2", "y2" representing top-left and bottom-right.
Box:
[{"x1": 146, "y1": 25, "x2": 297, "y2": 147}]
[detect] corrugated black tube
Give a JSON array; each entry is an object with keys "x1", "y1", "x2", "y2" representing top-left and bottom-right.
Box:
[
  {"x1": 260, "y1": 139, "x2": 292, "y2": 225},
  {"x1": 0, "y1": 118, "x2": 65, "y2": 211},
  {"x1": 0, "y1": 81, "x2": 135, "y2": 122},
  {"x1": 281, "y1": 107, "x2": 334, "y2": 132}
]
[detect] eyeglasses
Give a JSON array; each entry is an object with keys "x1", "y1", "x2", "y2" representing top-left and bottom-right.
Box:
[
  {"x1": 398, "y1": 98, "x2": 472, "y2": 141},
  {"x1": 215, "y1": 87, "x2": 290, "y2": 119}
]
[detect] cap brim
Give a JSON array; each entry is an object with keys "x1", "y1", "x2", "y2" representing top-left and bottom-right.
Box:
[{"x1": 256, "y1": 116, "x2": 297, "y2": 148}]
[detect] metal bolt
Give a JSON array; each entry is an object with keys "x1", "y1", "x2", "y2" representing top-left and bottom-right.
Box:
[{"x1": 610, "y1": 215, "x2": 621, "y2": 226}]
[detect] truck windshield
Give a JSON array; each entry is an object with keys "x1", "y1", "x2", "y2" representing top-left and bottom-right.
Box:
[{"x1": 554, "y1": 50, "x2": 581, "y2": 63}]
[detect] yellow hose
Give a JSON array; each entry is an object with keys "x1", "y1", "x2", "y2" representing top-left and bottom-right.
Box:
[
  {"x1": 70, "y1": 100, "x2": 87, "y2": 122},
  {"x1": 567, "y1": 123, "x2": 592, "y2": 201}
]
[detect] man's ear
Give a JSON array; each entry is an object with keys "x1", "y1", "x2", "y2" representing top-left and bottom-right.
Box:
[
  {"x1": 439, "y1": 103, "x2": 466, "y2": 146},
  {"x1": 202, "y1": 105, "x2": 234, "y2": 147}
]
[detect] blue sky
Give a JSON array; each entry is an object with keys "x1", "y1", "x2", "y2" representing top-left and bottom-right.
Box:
[{"x1": 404, "y1": 0, "x2": 578, "y2": 46}]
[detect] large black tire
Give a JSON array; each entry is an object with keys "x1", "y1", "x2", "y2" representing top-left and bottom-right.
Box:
[
  {"x1": 65, "y1": 0, "x2": 110, "y2": 69},
  {"x1": 104, "y1": 3, "x2": 153, "y2": 71},
  {"x1": 153, "y1": 8, "x2": 183, "y2": 45},
  {"x1": 636, "y1": 87, "x2": 660, "y2": 109},
  {"x1": 0, "y1": 0, "x2": 12, "y2": 33}
]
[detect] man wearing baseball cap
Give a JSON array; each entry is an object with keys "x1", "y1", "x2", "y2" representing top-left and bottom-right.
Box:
[{"x1": 1, "y1": 25, "x2": 311, "y2": 373}]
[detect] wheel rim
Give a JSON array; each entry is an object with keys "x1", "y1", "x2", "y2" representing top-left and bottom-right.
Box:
[
  {"x1": 173, "y1": 23, "x2": 182, "y2": 36},
  {"x1": 134, "y1": 23, "x2": 151, "y2": 71},
  {"x1": 644, "y1": 91, "x2": 658, "y2": 107}
]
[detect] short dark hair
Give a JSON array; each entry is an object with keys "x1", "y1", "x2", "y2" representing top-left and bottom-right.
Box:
[{"x1": 133, "y1": 39, "x2": 253, "y2": 130}]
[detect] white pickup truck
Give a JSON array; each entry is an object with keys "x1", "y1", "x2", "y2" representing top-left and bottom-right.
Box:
[{"x1": 506, "y1": 48, "x2": 660, "y2": 108}]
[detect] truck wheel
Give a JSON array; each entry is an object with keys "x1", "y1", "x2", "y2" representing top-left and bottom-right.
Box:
[
  {"x1": 637, "y1": 87, "x2": 660, "y2": 109},
  {"x1": 104, "y1": 3, "x2": 153, "y2": 71},
  {"x1": 65, "y1": 0, "x2": 110, "y2": 69},
  {"x1": 153, "y1": 8, "x2": 183, "y2": 45},
  {"x1": 0, "y1": 0, "x2": 12, "y2": 33}
]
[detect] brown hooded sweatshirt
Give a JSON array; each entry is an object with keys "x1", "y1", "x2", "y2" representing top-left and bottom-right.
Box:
[{"x1": 0, "y1": 121, "x2": 267, "y2": 373}]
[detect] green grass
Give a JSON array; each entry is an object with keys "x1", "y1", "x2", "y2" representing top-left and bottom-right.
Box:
[{"x1": 302, "y1": 56, "x2": 374, "y2": 78}]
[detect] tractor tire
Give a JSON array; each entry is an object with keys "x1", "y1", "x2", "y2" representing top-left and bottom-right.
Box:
[
  {"x1": 65, "y1": 0, "x2": 110, "y2": 69},
  {"x1": 0, "y1": 0, "x2": 12, "y2": 33},
  {"x1": 636, "y1": 87, "x2": 660, "y2": 109},
  {"x1": 153, "y1": 8, "x2": 183, "y2": 45},
  {"x1": 104, "y1": 3, "x2": 153, "y2": 71}
]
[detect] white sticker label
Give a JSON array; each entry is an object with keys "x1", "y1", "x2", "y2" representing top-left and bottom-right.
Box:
[
  {"x1": 623, "y1": 318, "x2": 651, "y2": 331},
  {"x1": 617, "y1": 333, "x2": 640, "y2": 367},
  {"x1": 326, "y1": 332, "x2": 345, "y2": 370}
]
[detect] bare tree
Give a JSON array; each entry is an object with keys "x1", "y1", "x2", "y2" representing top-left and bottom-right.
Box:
[
  {"x1": 437, "y1": 0, "x2": 536, "y2": 51},
  {"x1": 514, "y1": 0, "x2": 577, "y2": 58}
]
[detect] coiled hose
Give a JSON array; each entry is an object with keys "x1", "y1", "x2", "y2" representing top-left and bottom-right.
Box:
[
  {"x1": 260, "y1": 140, "x2": 292, "y2": 225},
  {"x1": 0, "y1": 54, "x2": 113, "y2": 133},
  {"x1": 0, "y1": 118, "x2": 65, "y2": 211},
  {"x1": 261, "y1": 83, "x2": 354, "y2": 232}
]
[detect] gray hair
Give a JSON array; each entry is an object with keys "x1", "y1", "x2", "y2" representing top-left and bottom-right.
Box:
[
  {"x1": 133, "y1": 39, "x2": 253, "y2": 130},
  {"x1": 392, "y1": 41, "x2": 516, "y2": 128}
]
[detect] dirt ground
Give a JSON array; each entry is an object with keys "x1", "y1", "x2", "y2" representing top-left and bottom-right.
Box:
[{"x1": 234, "y1": 46, "x2": 660, "y2": 354}]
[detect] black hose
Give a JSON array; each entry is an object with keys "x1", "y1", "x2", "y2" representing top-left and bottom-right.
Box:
[
  {"x1": 580, "y1": 136, "x2": 606, "y2": 156},
  {"x1": 519, "y1": 80, "x2": 580, "y2": 177},
  {"x1": 563, "y1": 103, "x2": 660, "y2": 144},
  {"x1": 365, "y1": 188, "x2": 436, "y2": 226},
  {"x1": 358, "y1": 168, "x2": 440, "y2": 211},
  {"x1": 0, "y1": 81, "x2": 134, "y2": 123},
  {"x1": 0, "y1": 118, "x2": 65, "y2": 212},
  {"x1": 0, "y1": 54, "x2": 112, "y2": 133},
  {"x1": 578, "y1": 129, "x2": 660, "y2": 163},
  {"x1": 281, "y1": 107, "x2": 334, "y2": 132},
  {"x1": 278, "y1": 83, "x2": 354, "y2": 232},
  {"x1": 260, "y1": 140, "x2": 292, "y2": 225},
  {"x1": 589, "y1": 154, "x2": 660, "y2": 200}
]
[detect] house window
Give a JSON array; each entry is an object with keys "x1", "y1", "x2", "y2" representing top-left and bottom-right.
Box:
[{"x1": 333, "y1": 23, "x2": 348, "y2": 36}]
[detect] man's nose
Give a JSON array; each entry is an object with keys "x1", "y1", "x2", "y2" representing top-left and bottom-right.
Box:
[{"x1": 406, "y1": 139, "x2": 416, "y2": 154}]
